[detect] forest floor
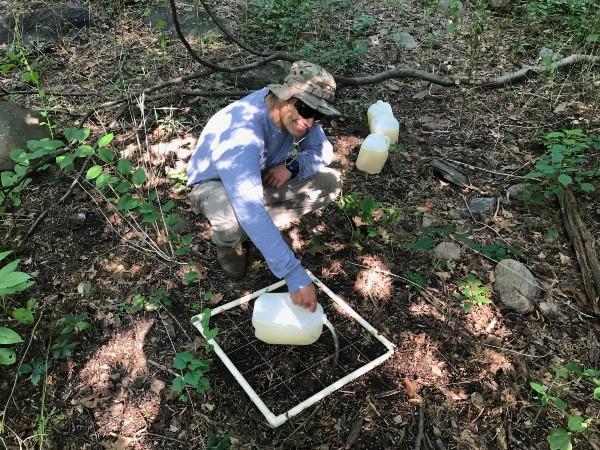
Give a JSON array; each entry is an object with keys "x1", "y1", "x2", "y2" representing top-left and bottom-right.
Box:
[{"x1": 1, "y1": 0, "x2": 600, "y2": 449}]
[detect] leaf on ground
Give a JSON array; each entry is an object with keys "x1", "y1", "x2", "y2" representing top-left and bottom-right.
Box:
[
  {"x1": 210, "y1": 293, "x2": 224, "y2": 304},
  {"x1": 109, "y1": 435, "x2": 131, "y2": 450},
  {"x1": 150, "y1": 378, "x2": 166, "y2": 394},
  {"x1": 404, "y1": 377, "x2": 423, "y2": 401},
  {"x1": 345, "y1": 416, "x2": 364, "y2": 449}
]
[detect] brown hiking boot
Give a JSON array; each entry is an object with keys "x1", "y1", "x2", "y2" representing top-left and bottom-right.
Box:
[{"x1": 216, "y1": 244, "x2": 246, "y2": 279}]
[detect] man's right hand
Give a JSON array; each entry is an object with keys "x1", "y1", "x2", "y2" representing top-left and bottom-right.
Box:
[{"x1": 290, "y1": 283, "x2": 317, "y2": 312}]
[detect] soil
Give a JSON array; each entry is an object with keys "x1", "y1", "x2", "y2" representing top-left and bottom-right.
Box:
[{"x1": 1, "y1": 1, "x2": 600, "y2": 449}]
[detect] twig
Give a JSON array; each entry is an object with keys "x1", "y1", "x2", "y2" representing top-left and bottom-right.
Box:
[
  {"x1": 170, "y1": 0, "x2": 600, "y2": 89},
  {"x1": 0, "y1": 307, "x2": 45, "y2": 434},
  {"x1": 336, "y1": 54, "x2": 600, "y2": 88},
  {"x1": 507, "y1": 423, "x2": 528, "y2": 450},
  {"x1": 481, "y1": 342, "x2": 551, "y2": 358},
  {"x1": 441, "y1": 157, "x2": 541, "y2": 181},
  {"x1": 17, "y1": 157, "x2": 92, "y2": 247},
  {"x1": 284, "y1": 405, "x2": 321, "y2": 442},
  {"x1": 147, "y1": 359, "x2": 179, "y2": 377},
  {"x1": 414, "y1": 405, "x2": 424, "y2": 450},
  {"x1": 199, "y1": 0, "x2": 267, "y2": 57},
  {"x1": 435, "y1": 438, "x2": 448, "y2": 450},
  {"x1": 139, "y1": 431, "x2": 188, "y2": 446}
]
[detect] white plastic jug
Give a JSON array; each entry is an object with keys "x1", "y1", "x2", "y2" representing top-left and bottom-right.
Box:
[
  {"x1": 356, "y1": 133, "x2": 390, "y2": 174},
  {"x1": 371, "y1": 114, "x2": 399, "y2": 145},
  {"x1": 367, "y1": 100, "x2": 393, "y2": 129},
  {"x1": 252, "y1": 292, "x2": 325, "y2": 345}
]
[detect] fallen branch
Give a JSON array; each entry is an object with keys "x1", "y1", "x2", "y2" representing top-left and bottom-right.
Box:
[
  {"x1": 559, "y1": 189, "x2": 600, "y2": 316},
  {"x1": 336, "y1": 54, "x2": 600, "y2": 88},
  {"x1": 182, "y1": 1, "x2": 600, "y2": 89},
  {"x1": 414, "y1": 405, "x2": 425, "y2": 450}
]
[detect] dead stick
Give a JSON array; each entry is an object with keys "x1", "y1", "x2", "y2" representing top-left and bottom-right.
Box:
[
  {"x1": 414, "y1": 405, "x2": 424, "y2": 450},
  {"x1": 17, "y1": 157, "x2": 91, "y2": 248}
]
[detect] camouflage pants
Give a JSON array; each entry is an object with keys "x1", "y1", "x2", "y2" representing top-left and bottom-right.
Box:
[{"x1": 188, "y1": 168, "x2": 341, "y2": 247}]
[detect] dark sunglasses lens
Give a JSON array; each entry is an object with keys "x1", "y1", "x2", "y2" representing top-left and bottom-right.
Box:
[{"x1": 296, "y1": 100, "x2": 324, "y2": 120}]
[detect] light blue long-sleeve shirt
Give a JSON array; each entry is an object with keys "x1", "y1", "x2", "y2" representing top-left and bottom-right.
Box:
[{"x1": 187, "y1": 88, "x2": 333, "y2": 291}]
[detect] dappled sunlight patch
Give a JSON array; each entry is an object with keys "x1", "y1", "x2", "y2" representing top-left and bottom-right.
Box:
[
  {"x1": 473, "y1": 348, "x2": 514, "y2": 378},
  {"x1": 353, "y1": 256, "x2": 392, "y2": 302},
  {"x1": 385, "y1": 332, "x2": 449, "y2": 387},
  {"x1": 321, "y1": 259, "x2": 346, "y2": 279},
  {"x1": 333, "y1": 135, "x2": 362, "y2": 170},
  {"x1": 409, "y1": 299, "x2": 446, "y2": 322},
  {"x1": 285, "y1": 226, "x2": 305, "y2": 252},
  {"x1": 69, "y1": 320, "x2": 160, "y2": 441},
  {"x1": 464, "y1": 304, "x2": 511, "y2": 339}
]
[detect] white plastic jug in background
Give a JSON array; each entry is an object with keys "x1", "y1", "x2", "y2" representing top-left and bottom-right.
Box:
[
  {"x1": 252, "y1": 292, "x2": 325, "y2": 345},
  {"x1": 356, "y1": 133, "x2": 390, "y2": 174},
  {"x1": 367, "y1": 100, "x2": 393, "y2": 129},
  {"x1": 371, "y1": 114, "x2": 400, "y2": 145}
]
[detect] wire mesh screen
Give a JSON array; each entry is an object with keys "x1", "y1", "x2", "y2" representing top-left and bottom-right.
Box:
[{"x1": 208, "y1": 286, "x2": 391, "y2": 417}]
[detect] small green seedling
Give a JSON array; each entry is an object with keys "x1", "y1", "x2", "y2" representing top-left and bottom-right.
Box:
[
  {"x1": 455, "y1": 274, "x2": 492, "y2": 312},
  {"x1": 173, "y1": 309, "x2": 219, "y2": 402},
  {"x1": 530, "y1": 363, "x2": 600, "y2": 450}
]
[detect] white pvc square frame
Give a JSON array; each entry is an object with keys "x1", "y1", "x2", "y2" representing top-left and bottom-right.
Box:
[{"x1": 192, "y1": 270, "x2": 396, "y2": 428}]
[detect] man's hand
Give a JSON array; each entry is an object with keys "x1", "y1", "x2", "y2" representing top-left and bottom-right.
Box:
[
  {"x1": 262, "y1": 163, "x2": 292, "y2": 189},
  {"x1": 290, "y1": 283, "x2": 317, "y2": 312}
]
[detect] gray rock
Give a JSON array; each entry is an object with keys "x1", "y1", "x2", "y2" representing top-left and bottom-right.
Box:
[
  {"x1": 222, "y1": 61, "x2": 291, "y2": 90},
  {"x1": 142, "y1": 7, "x2": 220, "y2": 38},
  {"x1": 488, "y1": 0, "x2": 511, "y2": 10},
  {"x1": 0, "y1": 4, "x2": 91, "y2": 44},
  {"x1": 393, "y1": 31, "x2": 418, "y2": 50},
  {"x1": 0, "y1": 101, "x2": 51, "y2": 171},
  {"x1": 507, "y1": 183, "x2": 530, "y2": 204},
  {"x1": 462, "y1": 197, "x2": 497, "y2": 215},
  {"x1": 434, "y1": 242, "x2": 462, "y2": 260},
  {"x1": 494, "y1": 259, "x2": 541, "y2": 313}
]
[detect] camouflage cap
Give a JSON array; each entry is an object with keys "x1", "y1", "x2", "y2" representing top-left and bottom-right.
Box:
[{"x1": 268, "y1": 60, "x2": 341, "y2": 116}]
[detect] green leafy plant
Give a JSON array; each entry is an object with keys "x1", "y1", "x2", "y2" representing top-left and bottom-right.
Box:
[
  {"x1": 406, "y1": 225, "x2": 455, "y2": 250},
  {"x1": 243, "y1": 0, "x2": 371, "y2": 69},
  {"x1": 50, "y1": 313, "x2": 90, "y2": 359},
  {"x1": 406, "y1": 270, "x2": 428, "y2": 290},
  {"x1": 20, "y1": 357, "x2": 47, "y2": 386},
  {"x1": 118, "y1": 288, "x2": 171, "y2": 314},
  {"x1": 455, "y1": 274, "x2": 492, "y2": 311},
  {"x1": 0, "y1": 250, "x2": 34, "y2": 365},
  {"x1": 172, "y1": 309, "x2": 219, "y2": 402},
  {"x1": 530, "y1": 363, "x2": 600, "y2": 449},
  {"x1": 207, "y1": 431, "x2": 232, "y2": 450},
  {"x1": 338, "y1": 192, "x2": 404, "y2": 240},
  {"x1": 469, "y1": 240, "x2": 527, "y2": 262},
  {"x1": 523, "y1": 0, "x2": 599, "y2": 44},
  {"x1": 524, "y1": 129, "x2": 599, "y2": 201}
]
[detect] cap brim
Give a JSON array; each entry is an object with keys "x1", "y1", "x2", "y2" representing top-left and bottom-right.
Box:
[{"x1": 268, "y1": 83, "x2": 341, "y2": 116}]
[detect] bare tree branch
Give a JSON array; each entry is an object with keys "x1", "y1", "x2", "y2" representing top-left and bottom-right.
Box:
[
  {"x1": 168, "y1": 0, "x2": 296, "y2": 72},
  {"x1": 198, "y1": 0, "x2": 268, "y2": 57},
  {"x1": 181, "y1": 1, "x2": 600, "y2": 89},
  {"x1": 336, "y1": 54, "x2": 600, "y2": 88}
]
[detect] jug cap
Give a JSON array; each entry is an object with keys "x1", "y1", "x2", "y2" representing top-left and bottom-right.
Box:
[{"x1": 253, "y1": 293, "x2": 325, "y2": 328}]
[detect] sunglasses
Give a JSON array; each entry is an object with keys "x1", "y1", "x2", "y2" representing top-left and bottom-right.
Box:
[{"x1": 293, "y1": 99, "x2": 325, "y2": 121}]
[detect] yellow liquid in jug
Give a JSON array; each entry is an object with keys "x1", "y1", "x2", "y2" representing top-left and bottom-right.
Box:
[{"x1": 356, "y1": 148, "x2": 389, "y2": 174}]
